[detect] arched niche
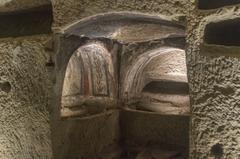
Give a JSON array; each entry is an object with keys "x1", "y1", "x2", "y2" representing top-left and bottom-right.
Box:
[
  {"x1": 61, "y1": 41, "x2": 117, "y2": 117},
  {"x1": 122, "y1": 47, "x2": 190, "y2": 115},
  {"x1": 54, "y1": 12, "x2": 185, "y2": 118}
]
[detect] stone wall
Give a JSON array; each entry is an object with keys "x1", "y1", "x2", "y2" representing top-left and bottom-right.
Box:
[
  {"x1": 0, "y1": 1, "x2": 53, "y2": 159},
  {"x1": 187, "y1": 1, "x2": 240, "y2": 158},
  {"x1": 51, "y1": 0, "x2": 190, "y2": 29},
  {"x1": 0, "y1": 35, "x2": 53, "y2": 159},
  {"x1": 2, "y1": 0, "x2": 240, "y2": 159}
]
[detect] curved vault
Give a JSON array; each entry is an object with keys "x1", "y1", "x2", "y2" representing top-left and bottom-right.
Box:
[
  {"x1": 62, "y1": 12, "x2": 185, "y2": 43},
  {"x1": 122, "y1": 47, "x2": 190, "y2": 115},
  {"x1": 61, "y1": 41, "x2": 116, "y2": 118}
]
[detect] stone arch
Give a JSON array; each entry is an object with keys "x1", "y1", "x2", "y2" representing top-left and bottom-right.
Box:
[
  {"x1": 51, "y1": 11, "x2": 189, "y2": 159},
  {"x1": 62, "y1": 12, "x2": 185, "y2": 43},
  {"x1": 54, "y1": 11, "x2": 185, "y2": 118},
  {"x1": 61, "y1": 41, "x2": 117, "y2": 117},
  {"x1": 122, "y1": 47, "x2": 190, "y2": 114}
]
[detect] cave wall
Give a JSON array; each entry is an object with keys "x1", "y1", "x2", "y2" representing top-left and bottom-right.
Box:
[
  {"x1": 0, "y1": 35, "x2": 53, "y2": 159},
  {"x1": 187, "y1": 2, "x2": 240, "y2": 159},
  {"x1": 0, "y1": 1, "x2": 53, "y2": 159},
  {"x1": 1, "y1": 0, "x2": 240, "y2": 159},
  {"x1": 51, "y1": 0, "x2": 190, "y2": 29},
  {"x1": 0, "y1": 0, "x2": 189, "y2": 158}
]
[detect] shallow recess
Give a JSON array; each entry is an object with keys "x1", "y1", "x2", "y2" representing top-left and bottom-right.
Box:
[
  {"x1": 204, "y1": 18, "x2": 240, "y2": 46},
  {"x1": 198, "y1": 0, "x2": 240, "y2": 10},
  {"x1": 122, "y1": 47, "x2": 190, "y2": 115},
  {"x1": 211, "y1": 143, "x2": 223, "y2": 157},
  {"x1": 0, "y1": 81, "x2": 11, "y2": 93},
  {"x1": 0, "y1": 5, "x2": 52, "y2": 37}
]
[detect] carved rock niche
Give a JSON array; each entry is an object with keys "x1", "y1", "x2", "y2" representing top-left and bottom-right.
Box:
[
  {"x1": 204, "y1": 18, "x2": 240, "y2": 46},
  {"x1": 61, "y1": 41, "x2": 117, "y2": 117},
  {"x1": 122, "y1": 47, "x2": 190, "y2": 115},
  {"x1": 198, "y1": 0, "x2": 240, "y2": 10},
  {"x1": 56, "y1": 12, "x2": 187, "y2": 118},
  {"x1": 0, "y1": 4, "x2": 52, "y2": 38},
  {"x1": 200, "y1": 18, "x2": 240, "y2": 57}
]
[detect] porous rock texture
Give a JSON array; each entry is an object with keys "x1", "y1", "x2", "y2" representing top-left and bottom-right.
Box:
[
  {"x1": 0, "y1": 35, "x2": 52, "y2": 159},
  {"x1": 187, "y1": 3, "x2": 240, "y2": 159},
  {"x1": 51, "y1": 0, "x2": 190, "y2": 29},
  {"x1": 2, "y1": 0, "x2": 240, "y2": 159}
]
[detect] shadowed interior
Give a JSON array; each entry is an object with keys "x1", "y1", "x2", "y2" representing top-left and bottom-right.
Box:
[
  {"x1": 142, "y1": 81, "x2": 189, "y2": 95},
  {"x1": 204, "y1": 18, "x2": 240, "y2": 46},
  {"x1": 198, "y1": 0, "x2": 240, "y2": 9},
  {"x1": 0, "y1": 5, "x2": 52, "y2": 37}
]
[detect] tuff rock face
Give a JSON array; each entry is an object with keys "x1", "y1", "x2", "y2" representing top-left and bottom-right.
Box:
[{"x1": 1, "y1": 0, "x2": 240, "y2": 159}]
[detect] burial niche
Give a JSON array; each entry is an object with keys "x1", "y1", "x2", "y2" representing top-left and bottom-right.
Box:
[
  {"x1": 204, "y1": 18, "x2": 240, "y2": 46},
  {"x1": 198, "y1": 0, "x2": 240, "y2": 10},
  {"x1": 123, "y1": 47, "x2": 190, "y2": 115},
  {"x1": 61, "y1": 41, "x2": 116, "y2": 118},
  {"x1": 0, "y1": 4, "x2": 52, "y2": 37}
]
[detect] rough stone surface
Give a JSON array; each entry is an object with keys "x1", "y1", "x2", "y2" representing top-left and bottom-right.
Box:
[
  {"x1": 51, "y1": 0, "x2": 190, "y2": 28},
  {"x1": 0, "y1": 35, "x2": 52, "y2": 159},
  {"x1": 5, "y1": 0, "x2": 239, "y2": 159},
  {"x1": 187, "y1": 3, "x2": 240, "y2": 159}
]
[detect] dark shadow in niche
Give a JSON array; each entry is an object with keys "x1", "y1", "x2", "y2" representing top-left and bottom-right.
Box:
[
  {"x1": 198, "y1": 0, "x2": 240, "y2": 10},
  {"x1": 211, "y1": 143, "x2": 223, "y2": 158},
  {"x1": 142, "y1": 81, "x2": 189, "y2": 95},
  {"x1": 0, "y1": 81, "x2": 11, "y2": 93},
  {"x1": 204, "y1": 18, "x2": 240, "y2": 46},
  {"x1": 0, "y1": 5, "x2": 53, "y2": 38}
]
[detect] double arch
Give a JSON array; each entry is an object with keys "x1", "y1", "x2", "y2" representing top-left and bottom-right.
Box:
[{"x1": 54, "y1": 11, "x2": 186, "y2": 117}]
